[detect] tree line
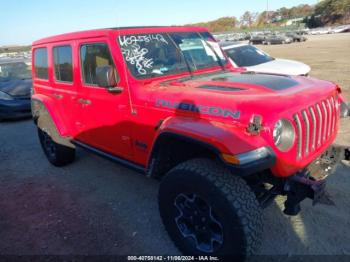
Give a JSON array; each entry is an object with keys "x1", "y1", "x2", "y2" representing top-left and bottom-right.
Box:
[
  {"x1": 306, "y1": 0, "x2": 350, "y2": 27},
  {"x1": 188, "y1": 0, "x2": 350, "y2": 32}
]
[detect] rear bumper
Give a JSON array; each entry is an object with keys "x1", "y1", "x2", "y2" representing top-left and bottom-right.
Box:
[{"x1": 0, "y1": 99, "x2": 31, "y2": 120}]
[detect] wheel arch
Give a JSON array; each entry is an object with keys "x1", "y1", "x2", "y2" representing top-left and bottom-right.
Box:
[
  {"x1": 147, "y1": 131, "x2": 225, "y2": 179},
  {"x1": 31, "y1": 95, "x2": 75, "y2": 148},
  {"x1": 146, "y1": 116, "x2": 272, "y2": 179}
]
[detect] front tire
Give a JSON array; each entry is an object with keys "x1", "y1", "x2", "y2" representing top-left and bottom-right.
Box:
[
  {"x1": 38, "y1": 128, "x2": 75, "y2": 167},
  {"x1": 158, "y1": 158, "x2": 263, "y2": 257}
]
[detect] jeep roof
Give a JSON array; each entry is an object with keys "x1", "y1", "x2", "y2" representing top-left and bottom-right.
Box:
[{"x1": 33, "y1": 26, "x2": 209, "y2": 45}]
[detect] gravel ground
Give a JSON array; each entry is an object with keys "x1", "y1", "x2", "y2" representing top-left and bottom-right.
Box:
[{"x1": 0, "y1": 33, "x2": 350, "y2": 256}]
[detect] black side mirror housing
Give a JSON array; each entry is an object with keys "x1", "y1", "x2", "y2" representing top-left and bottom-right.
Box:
[
  {"x1": 96, "y1": 65, "x2": 118, "y2": 88},
  {"x1": 340, "y1": 102, "x2": 350, "y2": 118}
]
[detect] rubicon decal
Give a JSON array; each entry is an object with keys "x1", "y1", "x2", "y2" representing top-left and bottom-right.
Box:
[{"x1": 156, "y1": 99, "x2": 241, "y2": 119}]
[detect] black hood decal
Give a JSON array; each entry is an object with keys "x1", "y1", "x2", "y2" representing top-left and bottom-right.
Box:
[
  {"x1": 197, "y1": 85, "x2": 244, "y2": 91},
  {"x1": 198, "y1": 72, "x2": 299, "y2": 91}
]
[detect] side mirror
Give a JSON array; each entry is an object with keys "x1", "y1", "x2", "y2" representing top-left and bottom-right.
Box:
[
  {"x1": 95, "y1": 65, "x2": 118, "y2": 88},
  {"x1": 340, "y1": 102, "x2": 350, "y2": 118}
]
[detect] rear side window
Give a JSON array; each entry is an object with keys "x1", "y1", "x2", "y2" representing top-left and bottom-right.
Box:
[
  {"x1": 34, "y1": 48, "x2": 48, "y2": 79},
  {"x1": 53, "y1": 45, "x2": 73, "y2": 82},
  {"x1": 80, "y1": 43, "x2": 115, "y2": 85}
]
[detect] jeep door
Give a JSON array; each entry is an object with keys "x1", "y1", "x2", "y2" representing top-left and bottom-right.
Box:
[
  {"x1": 47, "y1": 43, "x2": 80, "y2": 135},
  {"x1": 75, "y1": 39, "x2": 133, "y2": 158}
]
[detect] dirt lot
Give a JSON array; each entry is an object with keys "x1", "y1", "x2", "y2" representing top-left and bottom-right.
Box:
[{"x1": 0, "y1": 33, "x2": 350, "y2": 256}]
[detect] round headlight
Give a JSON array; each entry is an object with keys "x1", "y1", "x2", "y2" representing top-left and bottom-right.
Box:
[{"x1": 273, "y1": 119, "x2": 295, "y2": 152}]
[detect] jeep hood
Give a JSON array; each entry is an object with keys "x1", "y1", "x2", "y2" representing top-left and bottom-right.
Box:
[
  {"x1": 153, "y1": 71, "x2": 338, "y2": 124},
  {"x1": 178, "y1": 71, "x2": 303, "y2": 91},
  {"x1": 163, "y1": 71, "x2": 335, "y2": 94}
]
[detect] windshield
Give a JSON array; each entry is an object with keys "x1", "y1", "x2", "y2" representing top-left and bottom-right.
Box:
[
  {"x1": 0, "y1": 62, "x2": 32, "y2": 82},
  {"x1": 118, "y1": 32, "x2": 227, "y2": 79},
  {"x1": 225, "y1": 45, "x2": 274, "y2": 67}
]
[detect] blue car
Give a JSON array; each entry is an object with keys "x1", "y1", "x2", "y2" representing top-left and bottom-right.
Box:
[{"x1": 0, "y1": 60, "x2": 32, "y2": 120}]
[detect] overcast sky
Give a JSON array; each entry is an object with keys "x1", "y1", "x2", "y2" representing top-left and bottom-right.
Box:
[{"x1": 0, "y1": 0, "x2": 316, "y2": 45}]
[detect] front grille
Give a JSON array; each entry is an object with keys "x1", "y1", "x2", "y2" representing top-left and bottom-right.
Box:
[{"x1": 293, "y1": 95, "x2": 338, "y2": 160}]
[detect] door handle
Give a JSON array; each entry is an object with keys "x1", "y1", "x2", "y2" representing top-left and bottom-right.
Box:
[
  {"x1": 52, "y1": 93, "x2": 63, "y2": 100},
  {"x1": 78, "y1": 98, "x2": 91, "y2": 105},
  {"x1": 107, "y1": 87, "x2": 123, "y2": 94}
]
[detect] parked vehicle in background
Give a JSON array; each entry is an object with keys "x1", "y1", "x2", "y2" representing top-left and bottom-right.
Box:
[
  {"x1": 309, "y1": 27, "x2": 332, "y2": 35},
  {"x1": 249, "y1": 34, "x2": 266, "y2": 44},
  {"x1": 331, "y1": 25, "x2": 350, "y2": 34},
  {"x1": 214, "y1": 32, "x2": 255, "y2": 42},
  {"x1": 220, "y1": 42, "x2": 311, "y2": 76},
  {"x1": 264, "y1": 34, "x2": 293, "y2": 45},
  {"x1": 285, "y1": 32, "x2": 307, "y2": 42},
  {"x1": 32, "y1": 26, "x2": 348, "y2": 258},
  {"x1": 298, "y1": 29, "x2": 309, "y2": 35},
  {"x1": 0, "y1": 60, "x2": 32, "y2": 120}
]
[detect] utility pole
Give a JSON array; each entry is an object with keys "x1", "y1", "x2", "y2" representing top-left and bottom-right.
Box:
[{"x1": 266, "y1": 0, "x2": 269, "y2": 23}]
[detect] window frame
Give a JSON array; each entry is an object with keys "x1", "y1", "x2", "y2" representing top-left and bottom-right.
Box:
[
  {"x1": 79, "y1": 42, "x2": 119, "y2": 88},
  {"x1": 52, "y1": 44, "x2": 74, "y2": 84},
  {"x1": 33, "y1": 47, "x2": 49, "y2": 80}
]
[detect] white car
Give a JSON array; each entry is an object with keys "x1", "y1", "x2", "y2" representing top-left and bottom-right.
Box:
[
  {"x1": 309, "y1": 27, "x2": 331, "y2": 35},
  {"x1": 331, "y1": 25, "x2": 350, "y2": 34},
  {"x1": 220, "y1": 42, "x2": 311, "y2": 76}
]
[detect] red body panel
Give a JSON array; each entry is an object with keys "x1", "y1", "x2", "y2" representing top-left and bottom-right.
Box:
[{"x1": 32, "y1": 27, "x2": 342, "y2": 177}]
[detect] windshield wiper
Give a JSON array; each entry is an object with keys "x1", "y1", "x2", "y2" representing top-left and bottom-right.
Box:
[{"x1": 167, "y1": 33, "x2": 194, "y2": 78}]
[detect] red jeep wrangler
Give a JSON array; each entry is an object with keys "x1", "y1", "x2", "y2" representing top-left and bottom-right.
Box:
[{"x1": 31, "y1": 26, "x2": 349, "y2": 257}]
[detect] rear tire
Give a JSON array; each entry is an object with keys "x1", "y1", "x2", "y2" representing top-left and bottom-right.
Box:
[
  {"x1": 38, "y1": 128, "x2": 75, "y2": 167},
  {"x1": 158, "y1": 158, "x2": 263, "y2": 257}
]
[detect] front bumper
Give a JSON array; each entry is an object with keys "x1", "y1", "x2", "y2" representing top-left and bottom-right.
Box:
[
  {"x1": 257, "y1": 145, "x2": 342, "y2": 215},
  {"x1": 225, "y1": 147, "x2": 276, "y2": 176},
  {"x1": 283, "y1": 154, "x2": 337, "y2": 216},
  {"x1": 0, "y1": 99, "x2": 31, "y2": 120}
]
